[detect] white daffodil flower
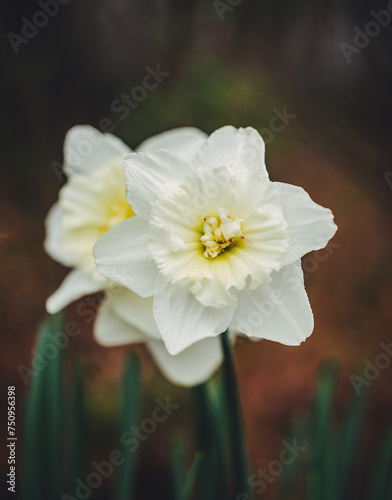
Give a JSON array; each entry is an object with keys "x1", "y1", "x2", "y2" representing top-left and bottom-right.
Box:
[
  {"x1": 93, "y1": 126, "x2": 338, "y2": 356},
  {"x1": 45, "y1": 125, "x2": 223, "y2": 386}
]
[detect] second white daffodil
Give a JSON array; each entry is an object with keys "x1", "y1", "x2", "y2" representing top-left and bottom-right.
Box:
[{"x1": 45, "y1": 125, "x2": 222, "y2": 386}]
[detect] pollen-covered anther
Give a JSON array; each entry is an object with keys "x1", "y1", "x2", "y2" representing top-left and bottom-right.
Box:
[{"x1": 200, "y1": 208, "x2": 247, "y2": 259}]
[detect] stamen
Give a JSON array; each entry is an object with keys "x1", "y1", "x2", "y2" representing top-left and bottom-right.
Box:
[{"x1": 200, "y1": 210, "x2": 246, "y2": 258}]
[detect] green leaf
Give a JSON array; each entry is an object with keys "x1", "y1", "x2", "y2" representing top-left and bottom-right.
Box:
[
  {"x1": 370, "y1": 426, "x2": 392, "y2": 500},
  {"x1": 193, "y1": 378, "x2": 230, "y2": 500},
  {"x1": 171, "y1": 434, "x2": 187, "y2": 500},
  {"x1": 179, "y1": 452, "x2": 204, "y2": 500},
  {"x1": 193, "y1": 382, "x2": 219, "y2": 500},
  {"x1": 115, "y1": 352, "x2": 142, "y2": 500},
  {"x1": 67, "y1": 360, "x2": 86, "y2": 489},
  {"x1": 306, "y1": 361, "x2": 337, "y2": 500},
  {"x1": 22, "y1": 313, "x2": 65, "y2": 500},
  {"x1": 338, "y1": 386, "x2": 368, "y2": 498},
  {"x1": 278, "y1": 417, "x2": 307, "y2": 500}
]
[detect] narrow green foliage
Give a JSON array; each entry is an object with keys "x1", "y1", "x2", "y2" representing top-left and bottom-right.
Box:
[
  {"x1": 171, "y1": 435, "x2": 204, "y2": 500},
  {"x1": 322, "y1": 428, "x2": 339, "y2": 500},
  {"x1": 279, "y1": 360, "x2": 390, "y2": 500},
  {"x1": 115, "y1": 352, "x2": 142, "y2": 500},
  {"x1": 338, "y1": 386, "x2": 368, "y2": 498},
  {"x1": 193, "y1": 382, "x2": 220, "y2": 500},
  {"x1": 68, "y1": 360, "x2": 86, "y2": 489},
  {"x1": 370, "y1": 426, "x2": 392, "y2": 500},
  {"x1": 192, "y1": 377, "x2": 231, "y2": 499},
  {"x1": 179, "y1": 452, "x2": 204, "y2": 500},
  {"x1": 171, "y1": 434, "x2": 187, "y2": 500},
  {"x1": 278, "y1": 417, "x2": 307, "y2": 500},
  {"x1": 22, "y1": 313, "x2": 65, "y2": 500},
  {"x1": 22, "y1": 318, "x2": 143, "y2": 500},
  {"x1": 306, "y1": 361, "x2": 337, "y2": 500}
]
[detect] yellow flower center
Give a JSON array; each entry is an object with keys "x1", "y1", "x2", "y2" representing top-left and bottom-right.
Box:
[
  {"x1": 99, "y1": 201, "x2": 135, "y2": 235},
  {"x1": 200, "y1": 208, "x2": 244, "y2": 258}
]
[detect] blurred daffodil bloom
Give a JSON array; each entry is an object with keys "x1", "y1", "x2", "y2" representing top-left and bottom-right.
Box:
[{"x1": 45, "y1": 125, "x2": 224, "y2": 386}]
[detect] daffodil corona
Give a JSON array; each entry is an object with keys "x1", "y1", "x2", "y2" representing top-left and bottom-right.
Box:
[{"x1": 93, "y1": 126, "x2": 338, "y2": 356}]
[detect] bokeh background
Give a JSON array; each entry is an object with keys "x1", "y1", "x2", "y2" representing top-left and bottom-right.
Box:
[{"x1": 1, "y1": 1, "x2": 392, "y2": 499}]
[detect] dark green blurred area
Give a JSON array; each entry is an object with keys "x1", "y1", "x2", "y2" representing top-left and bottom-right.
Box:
[
  {"x1": 18, "y1": 320, "x2": 392, "y2": 500},
  {"x1": 2, "y1": 0, "x2": 392, "y2": 209},
  {"x1": 1, "y1": 1, "x2": 392, "y2": 499}
]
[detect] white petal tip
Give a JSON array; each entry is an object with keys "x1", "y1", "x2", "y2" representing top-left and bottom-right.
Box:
[{"x1": 45, "y1": 297, "x2": 61, "y2": 315}]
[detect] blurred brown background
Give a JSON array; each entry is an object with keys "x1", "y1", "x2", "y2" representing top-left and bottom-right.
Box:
[{"x1": 1, "y1": 0, "x2": 392, "y2": 498}]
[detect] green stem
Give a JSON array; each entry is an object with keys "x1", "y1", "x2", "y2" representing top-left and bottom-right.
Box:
[{"x1": 220, "y1": 330, "x2": 250, "y2": 498}]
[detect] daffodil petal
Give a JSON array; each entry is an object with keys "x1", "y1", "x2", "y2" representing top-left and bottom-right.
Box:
[
  {"x1": 58, "y1": 162, "x2": 133, "y2": 273},
  {"x1": 46, "y1": 268, "x2": 105, "y2": 314},
  {"x1": 44, "y1": 202, "x2": 74, "y2": 267},
  {"x1": 110, "y1": 288, "x2": 161, "y2": 339},
  {"x1": 274, "y1": 182, "x2": 338, "y2": 265},
  {"x1": 147, "y1": 336, "x2": 222, "y2": 387},
  {"x1": 94, "y1": 300, "x2": 146, "y2": 346},
  {"x1": 231, "y1": 260, "x2": 314, "y2": 345},
  {"x1": 93, "y1": 216, "x2": 157, "y2": 297},
  {"x1": 64, "y1": 125, "x2": 131, "y2": 177},
  {"x1": 193, "y1": 125, "x2": 268, "y2": 179},
  {"x1": 123, "y1": 150, "x2": 194, "y2": 218},
  {"x1": 153, "y1": 274, "x2": 234, "y2": 355},
  {"x1": 136, "y1": 127, "x2": 207, "y2": 162}
]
